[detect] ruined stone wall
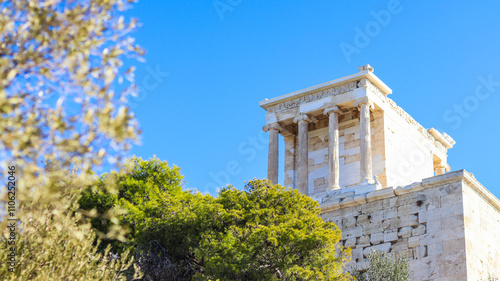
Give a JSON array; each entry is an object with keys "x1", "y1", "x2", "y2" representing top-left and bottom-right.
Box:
[
  {"x1": 462, "y1": 179, "x2": 500, "y2": 279},
  {"x1": 320, "y1": 171, "x2": 472, "y2": 280}
]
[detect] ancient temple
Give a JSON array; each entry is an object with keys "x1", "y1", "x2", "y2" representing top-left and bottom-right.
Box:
[{"x1": 260, "y1": 65, "x2": 500, "y2": 280}]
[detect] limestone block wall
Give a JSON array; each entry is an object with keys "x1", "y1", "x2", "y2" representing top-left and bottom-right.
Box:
[
  {"x1": 320, "y1": 171, "x2": 474, "y2": 280},
  {"x1": 383, "y1": 106, "x2": 436, "y2": 188},
  {"x1": 306, "y1": 126, "x2": 328, "y2": 194},
  {"x1": 462, "y1": 179, "x2": 500, "y2": 279}
]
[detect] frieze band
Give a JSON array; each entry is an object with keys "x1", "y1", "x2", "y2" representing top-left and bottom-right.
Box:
[{"x1": 266, "y1": 80, "x2": 360, "y2": 113}]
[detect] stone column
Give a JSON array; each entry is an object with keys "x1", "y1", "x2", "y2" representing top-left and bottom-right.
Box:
[
  {"x1": 293, "y1": 114, "x2": 316, "y2": 195},
  {"x1": 324, "y1": 106, "x2": 341, "y2": 191},
  {"x1": 354, "y1": 97, "x2": 374, "y2": 184},
  {"x1": 434, "y1": 162, "x2": 446, "y2": 176},
  {"x1": 263, "y1": 123, "x2": 282, "y2": 184}
]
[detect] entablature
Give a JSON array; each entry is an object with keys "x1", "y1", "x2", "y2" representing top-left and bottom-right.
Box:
[{"x1": 260, "y1": 66, "x2": 453, "y2": 156}]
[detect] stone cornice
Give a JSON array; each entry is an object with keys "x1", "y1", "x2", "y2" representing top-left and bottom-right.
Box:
[
  {"x1": 385, "y1": 96, "x2": 447, "y2": 153},
  {"x1": 320, "y1": 170, "x2": 500, "y2": 214},
  {"x1": 259, "y1": 70, "x2": 392, "y2": 113},
  {"x1": 265, "y1": 80, "x2": 360, "y2": 113},
  {"x1": 365, "y1": 80, "x2": 449, "y2": 154},
  {"x1": 429, "y1": 128, "x2": 455, "y2": 149},
  {"x1": 461, "y1": 171, "x2": 500, "y2": 214}
]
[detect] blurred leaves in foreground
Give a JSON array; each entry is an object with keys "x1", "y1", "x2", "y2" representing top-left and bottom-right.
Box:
[
  {"x1": 0, "y1": 0, "x2": 352, "y2": 280},
  {"x1": 0, "y1": 0, "x2": 143, "y2": 279}
]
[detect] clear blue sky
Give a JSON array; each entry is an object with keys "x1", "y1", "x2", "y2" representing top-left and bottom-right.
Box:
[{"x1": 125, "y1": 0, "x2": 500, "y2": 199}]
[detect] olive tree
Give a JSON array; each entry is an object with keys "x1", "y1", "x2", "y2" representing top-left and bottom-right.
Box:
[
  {"x1": 351, "y1": 250, "x2": 410, "y2": 281},
  {"x1": 0, "y1": 0, "x2": 144, "y2": 279}
]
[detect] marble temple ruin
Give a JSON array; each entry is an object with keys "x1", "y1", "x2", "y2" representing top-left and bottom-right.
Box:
[{"x1": 260, "y1": 65, "x2": 500, "y2": 280}]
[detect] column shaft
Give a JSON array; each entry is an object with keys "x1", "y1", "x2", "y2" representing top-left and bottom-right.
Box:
[
  {"x1": 297, "y1": 119, "x2": 309, "y2": 194},
  {"x1": 324, "y1": 107, "x2": 340, "y2": 191},
  {"x1": 328, "y1": 110, "x2": 340, "y2": 190},
  {"x1": 359, "y1": 102, "x2": 373, "y2": 182},
  {"x1": 268, "y1": 128, "x2": 279, "y2": 184}
]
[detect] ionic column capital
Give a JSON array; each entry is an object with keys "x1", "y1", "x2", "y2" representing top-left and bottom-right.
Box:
[
  {"x1": 434, "y1": 164, "x2": 446, "y2": 176},
  {"x1": 434, "y1": 161, "x2": 451, "y2": 175},
  {"x1": 263, "y1": 122, "x2": 283, "y2": 133},
  {"x1": 263, "y1": 122, "x2": 292, "y2": 136},
  {"x1": 353, "y1": 96, "x2": 374, "y2": 110},
  {"x1": 323, "y1": 106, "x2": 341, "y2": 116},
  {"x1": 293, "y1": 114, "x2": 318, "y2": 124}
]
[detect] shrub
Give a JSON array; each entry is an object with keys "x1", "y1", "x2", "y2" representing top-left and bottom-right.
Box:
[
  {"x1": 351, "y1": 250, "x2": 409, "y2": 281},
  {"x1": 82, "y1": 158, "x2": 354, "y2": 281}
]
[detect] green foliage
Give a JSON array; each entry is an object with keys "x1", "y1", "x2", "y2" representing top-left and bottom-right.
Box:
[
  {"x1": 194, "y1": 179, "x2": 353, "y2": 281},
  {"x1": 0, "y1": 0, "x2": 143, "y2": 279},
  {"x1": 81, "y1": 156, "x2": 214, "y2": 279},
  {"x1": 0, "y1": 209, "x2": 140, "y2": 280},
  {"x1": 0, "y1": 168, "x2": 142, "y2": 280},
  {"x1": 82, "y1": 158, "x2": 353, "y2": 281},
  {"x1": 0, "y1": 0, "x2": 142, "y2": 201},
  {"x1": 351, "y1": 250, "x2": 409, "y2": 281},
  {"x1": 134, "y1": 241, "x2": 196, "y2": 281},
  {"x1": 79, "y1": 156, "x2": 185, "y2": 251}
]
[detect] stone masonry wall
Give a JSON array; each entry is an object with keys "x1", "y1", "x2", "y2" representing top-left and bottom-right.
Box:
[
  {"x1": 383, "y1": 108, "x2": 436, "y2": 188},
  {"x1": 320, "y1": 171, "x2": 473, "y2": 280},
  {"x1": 462, "y1": 178, "x2": 500, "y2": 279}
]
